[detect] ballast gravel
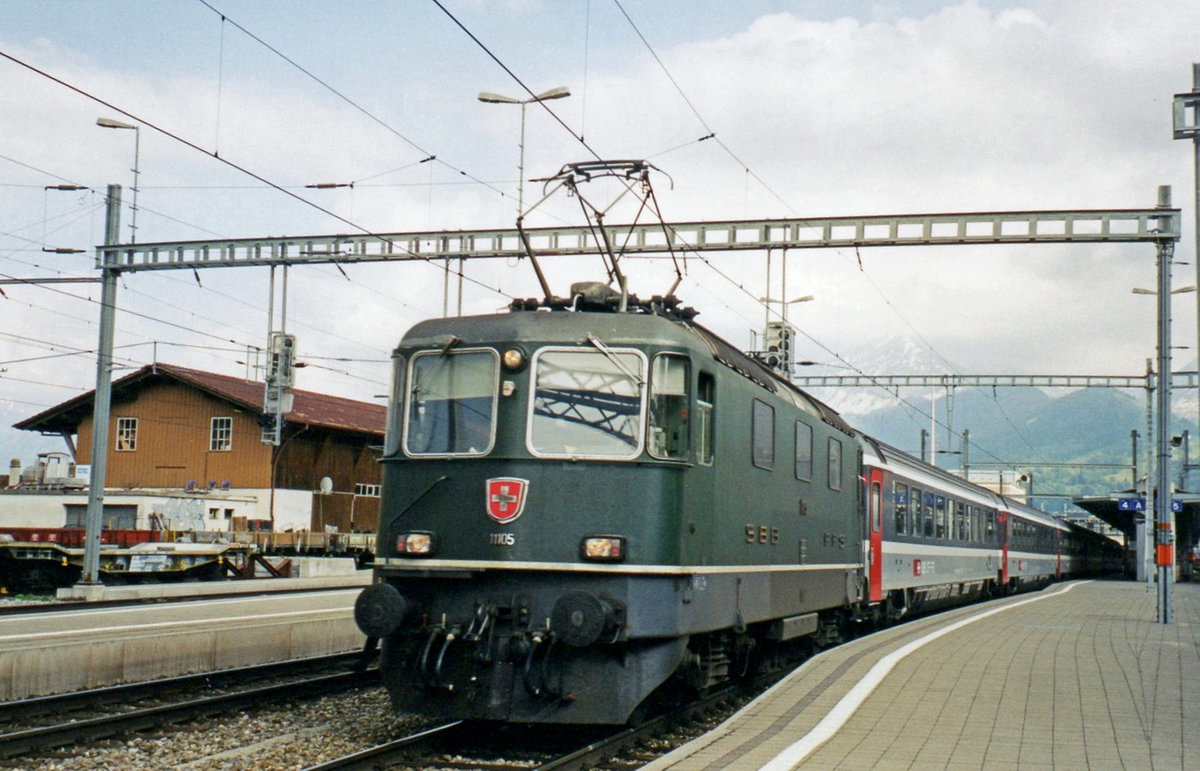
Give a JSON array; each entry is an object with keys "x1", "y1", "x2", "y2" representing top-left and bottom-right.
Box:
[{"x1": 6, "y1": 688, "x2": 438, "y2": 771}]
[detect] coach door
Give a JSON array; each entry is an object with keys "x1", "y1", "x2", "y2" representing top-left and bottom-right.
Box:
[
  {"x1": 868, "y1": 469, "x2": 884, "y2": 602},
  {"x1": 998, "y1": 511, "x2": 1010, "y2": 585}
]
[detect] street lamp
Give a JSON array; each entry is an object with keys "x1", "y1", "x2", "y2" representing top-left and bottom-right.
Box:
[
  {"x1": 759, "y1": 294, "x2": 815, "y2": 329},
  {"x1": 96, "y1": 117, "x2": 140, "y2": 243},
  {"x1": 760, "y1": 294, "x2": 816, "y2": 305},
  {"x1": 477, "y1": 86, "x2": 570, "y2": 217},
  {"x1": 1132, "y1": 286, "x2": 1196, "y2": 295}
]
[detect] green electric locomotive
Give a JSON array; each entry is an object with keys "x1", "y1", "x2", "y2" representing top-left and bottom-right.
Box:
[{"x1": 353, "y1": 284, "x2": 863, "y2": 724}]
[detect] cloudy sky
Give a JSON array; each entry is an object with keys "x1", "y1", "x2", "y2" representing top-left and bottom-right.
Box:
[{"x1": 1, "y1": 0, "x2": 1198, "y2": 465}]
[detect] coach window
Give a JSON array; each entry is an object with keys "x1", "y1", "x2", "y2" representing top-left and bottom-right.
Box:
[
  {"x1": 827, "y1": 437, "x2": 842, "y2": 490},
  {"x1": 923, "y1": 492, "x2": 935, "y2": 537},
  {"x1": 696, "y1": 373, "x2": 715, "y2": 466},
  {"x1": 406, "y1": 348, "x2": 499, "y2": 456},
  {"x1": 955, "y1": 501, "x2": 966, "y2": 540},
  {"x1": 894, "y1": 483, "x2": 909, "y2": 535},
  {"x1": 935, "y1": 496, "x2": 947, "y2": 538},
  {"x1": 795, "y1": 421, "x2": 813, "y2": 481},
  {"x1": 752, "y1": 399, "x2": 775, "y2": 469},
  {"x1": 648, "y1": 354, "x2": 690, "y2": 460}
]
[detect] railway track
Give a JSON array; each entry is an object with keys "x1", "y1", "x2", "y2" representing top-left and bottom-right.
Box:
[
  {"x1": 0, "y1": 651, "x2": 377, "y2": 760},
  {"x1": 303, "y1": 685, "x2": 753, "y2": 771}
]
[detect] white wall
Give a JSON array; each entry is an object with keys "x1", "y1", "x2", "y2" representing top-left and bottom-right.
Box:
[{"x1": 0, "y1": 488, "x2": 311, "y2": 532}]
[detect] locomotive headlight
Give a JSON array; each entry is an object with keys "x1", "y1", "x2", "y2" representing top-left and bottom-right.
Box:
[
  {"x1": 581, "y1": 535, "x2": 626, "y2": 562},
  {"x1": 502, "y1": 348, "x2": 525, "y2": 370},
  {"x1": 396, "y1": 531, "x2": 436, "y2": 555}
]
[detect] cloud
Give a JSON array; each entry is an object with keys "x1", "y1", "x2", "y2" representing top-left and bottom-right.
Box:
[{"x1": 1, "y1": 1, "x2": 1198, "y2": 464}]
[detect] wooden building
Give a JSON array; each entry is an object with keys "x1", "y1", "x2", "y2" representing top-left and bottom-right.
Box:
[{"x1": 12, "y1": 363, "x2": 386, "y2": 533}]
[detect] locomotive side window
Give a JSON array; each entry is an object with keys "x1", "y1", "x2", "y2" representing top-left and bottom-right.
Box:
[
  {"x1": 697, "y1": 372, "x2": 715, "y2": 466},
  {"x1": 384, "y1": 354, "x2": 405, "y2": 456},
  {"x1": 894, "y1": 483, "x2": 909, "y2": 534},
  {"x1": 648, "y1": 354, "x2": 690, "y2": 460},
  {"x1": 405, "y1": 349, "x2": 498, "y2": 456},
  {"x1": 827, "y1": 437, "x2": 842, "y2": 490},
  {"x1": 528, "y1": 348, "x2": 646, "y2": 459},
  {"x1": 794, "y1": 421, "x2": 813, "y2": 481},
  {"x1": 751, "y1": 399, "x2": 775, "y2": 469}
]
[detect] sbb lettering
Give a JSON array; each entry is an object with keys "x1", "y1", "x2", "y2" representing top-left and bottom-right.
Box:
[{"x1": 744, "y1": 524, "x2": 780, "y2": 544}]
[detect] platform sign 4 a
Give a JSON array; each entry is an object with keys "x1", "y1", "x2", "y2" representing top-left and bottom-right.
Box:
[{"x1": 1117, "y1": 497, "x2": 1183, "y2": 513}]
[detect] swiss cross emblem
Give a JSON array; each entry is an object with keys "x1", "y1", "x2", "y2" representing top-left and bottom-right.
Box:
[{"x1": 486, "y1": 477, "x2": 529, "y2": 524}]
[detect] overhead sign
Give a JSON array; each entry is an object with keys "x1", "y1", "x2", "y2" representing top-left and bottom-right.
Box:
[{"x1": 1118, "y1": 497, "x2": 1184, "y2": 513}]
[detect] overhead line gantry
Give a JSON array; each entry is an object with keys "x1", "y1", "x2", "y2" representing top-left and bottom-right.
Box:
[{"x1": 97, "y1": 207, "x2": 1179, "y2": 271}]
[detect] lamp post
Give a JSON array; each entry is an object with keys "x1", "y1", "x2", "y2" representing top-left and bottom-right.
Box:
[
  {"x1": 1131, "y1": 187, "x2": 1183, "y2": 622},
  {"x1": 1133, "y1": 272, "x2": 1193, "y2": 621},
  {"x1": 477, "y1": 87, "x2": 570, "y2": 217},
  {"x1": 96, "y1": 118, "x2": 140, "y2": 243}
]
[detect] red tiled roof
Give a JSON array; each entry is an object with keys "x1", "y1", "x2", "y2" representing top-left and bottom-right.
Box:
[{"x1": 14, "y1": 363, "x2": 385, "y2": 437}]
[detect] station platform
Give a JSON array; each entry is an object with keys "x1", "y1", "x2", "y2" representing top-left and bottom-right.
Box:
[
  {"x1": 648, "y1": 580, "x2": 1198, "y2": 770},
  {"x1": 0, "y1": 572, "x2": 371, "y2": 700}
]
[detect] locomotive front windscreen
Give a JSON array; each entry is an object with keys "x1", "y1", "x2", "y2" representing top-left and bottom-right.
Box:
[
  {"x1": 528, "y1": 348, "x2": 646, "y2": 459},
  {"x1": 404, "y1": 349, "x2": 499, "y2": 456}
]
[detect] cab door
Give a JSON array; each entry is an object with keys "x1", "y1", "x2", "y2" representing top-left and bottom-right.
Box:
[{"x1": 867, "y1": 468, "x2": 884, "y2": 602}]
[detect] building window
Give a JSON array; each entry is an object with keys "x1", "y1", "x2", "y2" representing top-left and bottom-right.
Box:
[
  {"x1": 115, "y1": 417, "x2": 138, "y2": 451},
  {"x1": 355, "y1": 483, "x2": 381, "y2": 497},
  {"x1": 210, "y1": 416, "x2": 233, "y2": 451}
]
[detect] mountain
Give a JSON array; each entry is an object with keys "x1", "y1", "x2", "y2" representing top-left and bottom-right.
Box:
[{"x1": 801, "y1": 337, "x2": 1199, "y2": 513}]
